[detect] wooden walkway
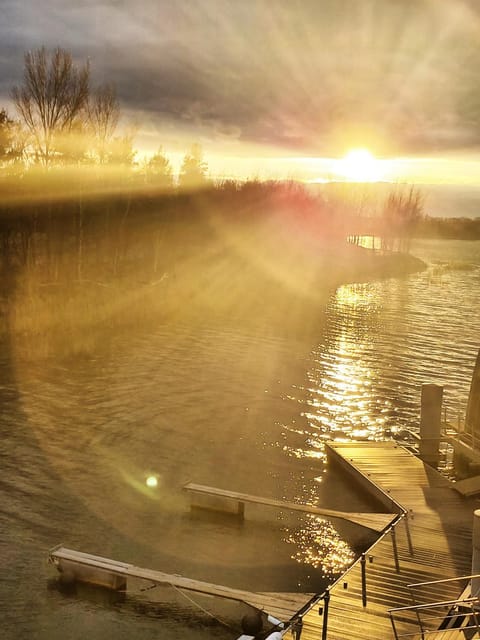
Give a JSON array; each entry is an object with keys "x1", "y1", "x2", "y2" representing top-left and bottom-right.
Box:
[
  {"x1": 298, "y1": 441, "x2": 478, "y2": 640},
  {"x1": 48, "y1": 546, "x2": 314, "y2": 623},
  {"x1": 183, "y1": 482, "x2": 397, "y2": 533}
]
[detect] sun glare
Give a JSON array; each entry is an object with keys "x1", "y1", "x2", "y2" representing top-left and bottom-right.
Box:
[{"x1": 335, "y1": 148, "x2": 385, "y2": 183}]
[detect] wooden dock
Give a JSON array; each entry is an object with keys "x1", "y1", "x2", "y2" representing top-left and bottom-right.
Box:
[
  {"x1": 183, "y1": 482, "x2": 397, "y2": 533},
  {"x1": 48, "y1": 546, "x2": 315, "y2": 623},
  {"x1": 298, "y1": 441, "x2": 479, "y2": 640},
  {"x1": 48, "y1": 442, "x2": 480, "y2": 638}
]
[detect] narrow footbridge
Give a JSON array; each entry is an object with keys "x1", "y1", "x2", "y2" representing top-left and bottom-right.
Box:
[
  {"x1": 183, "y1": 482, "x2": 398, "y2": 533},
  {"x1": 48, "y1": 545, "x2": 315, "y2": 622}
]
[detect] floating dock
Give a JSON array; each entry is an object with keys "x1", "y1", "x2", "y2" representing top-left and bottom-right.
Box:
[
  {"x1": 48, "y1": 545, "x2": 315, "y2": 623},
  {"x1": 183, "y1": 482, "x2": 398, "y2": 532},
  {"x1": 298, "y1": 441, "x2": 479, "y2": 640}
]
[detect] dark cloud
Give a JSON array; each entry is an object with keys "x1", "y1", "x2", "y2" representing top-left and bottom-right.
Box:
[{"x1": 2, "y1": 0, "x2": 480, "y2": 154}]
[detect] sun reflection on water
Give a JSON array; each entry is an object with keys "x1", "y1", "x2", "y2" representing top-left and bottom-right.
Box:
[
  {"x1": 286, "y1": 282, "x2": 391, "y2": 455},
  {"x1": 279, "y1": 283, "x2": 386, "y2": 575},
  {"x1": 285, "y1": 515, "x2": 355, "y2": 578}
]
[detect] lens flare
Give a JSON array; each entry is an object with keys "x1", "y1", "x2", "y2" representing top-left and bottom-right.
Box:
[{"x1": 146, "y1": 475, "x2": 158, "y2": 488}]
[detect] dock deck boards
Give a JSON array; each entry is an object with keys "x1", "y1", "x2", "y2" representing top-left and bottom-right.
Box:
[{"x1": 299, "y1": 441, "x2": 478, "y2": 640}]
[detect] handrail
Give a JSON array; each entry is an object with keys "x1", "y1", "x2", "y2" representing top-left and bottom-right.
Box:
[
  {"x1": 389, "y1": 597, "x2": 480, "y2": 640},
  {"x1": 409, "y1": 574, "x2": 480, "y2": 589},
  {"x1": 389, "y1": 596, "x2": 478, "y2": 613}
]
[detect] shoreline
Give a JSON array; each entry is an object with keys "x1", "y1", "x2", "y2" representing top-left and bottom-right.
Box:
[{"x1": 1, "y1": 243, "x2": 426, "y2": 360}]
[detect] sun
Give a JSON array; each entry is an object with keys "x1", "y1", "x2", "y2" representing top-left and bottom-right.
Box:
[{"x1": 335, "y1": 148, "x2": 385, "y2": 182}]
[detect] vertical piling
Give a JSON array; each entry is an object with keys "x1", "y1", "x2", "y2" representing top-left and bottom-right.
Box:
[
  {"x1": 419, "y1": 384, "x2": 443, "y2": 469},
  {"x1": 466, "y1": 349, "x2": 480, "y2": 447},
  {"x1": 472, "y1": 509, "x2": 480, "y2": 598}
]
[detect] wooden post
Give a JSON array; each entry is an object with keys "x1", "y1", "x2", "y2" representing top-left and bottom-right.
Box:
[
  {"x1": 472, "y1": 509, "x2": 480, "y2": 598},
  {"x1": 419, "y1": 384, "x2": 443, "y2": 469}
]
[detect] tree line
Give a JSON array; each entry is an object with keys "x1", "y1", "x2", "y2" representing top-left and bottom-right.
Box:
[
  {"x1": 1, "y1": 45, "x2": 456, "y2": 289},
  {"x1": 1, "y1": 47, "x2": 208, "y2": 189}
]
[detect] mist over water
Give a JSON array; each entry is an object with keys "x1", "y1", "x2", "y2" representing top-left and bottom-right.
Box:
[{"x1": 1, "y1": 239, "x2": 480, "y2": 639}]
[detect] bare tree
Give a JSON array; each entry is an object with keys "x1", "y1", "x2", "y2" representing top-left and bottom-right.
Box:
[
  {"x1": 12, "y1": 47, "x2": 90, "y2": 165},
  {"x1": 87, "y1": 83, "x2": 119, "y2": 163}
]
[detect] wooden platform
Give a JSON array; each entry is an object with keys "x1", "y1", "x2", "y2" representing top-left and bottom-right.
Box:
[
  {"x1": 48, "y1": 546, "x2": 314, "y2": 622},
  {"x1": 298, "y1": 441, "x2": 479, "y2": 640},
  {"x1": 183, "y1": 482, "x2": 397, "y2": 533}
]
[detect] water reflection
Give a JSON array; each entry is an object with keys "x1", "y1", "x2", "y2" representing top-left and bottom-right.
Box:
[
  {"x1": 282, "y1": 246, "x2": 480, "y2": 576},
  {"x1": 288, "y1": 282, "x2": 390, "y2": 449},
  {"x1": 287, "y1": 246, "x2": 480, "y2": 458},
  {"x1": 285, "y1": 515, "x2": 355, "y2": 578}
]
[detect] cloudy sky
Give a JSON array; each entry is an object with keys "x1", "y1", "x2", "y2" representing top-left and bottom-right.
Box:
[{"x1": 1, "y1": 0, "x2": 480, "y2": 182}]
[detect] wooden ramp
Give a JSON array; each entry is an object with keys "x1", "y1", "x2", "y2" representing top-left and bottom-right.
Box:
[
  {"x1": 184, "y1": 482, "x2": 397, "y2": 533},
  {"x1": 297, "y1": 442, "x2": 478, "y2": 640},
  {"x1": 48, "y1": 546, "x2": 314, "y2": 623}
]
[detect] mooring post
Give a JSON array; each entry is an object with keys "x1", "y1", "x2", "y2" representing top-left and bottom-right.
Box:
[
  {"x1": 321, "y1": 589, "x2": 330, "y2": 640},
  {"x1": 419, "y1": 383, "x2": 443, "y2": 469},
  {"x1": 471, "y1": 509, "x2": 480, "y2": 598},
  {"x1": 466, "y1": 348, "x2": 480, "y2": 448},
  {"x1": 360, "y1": 553, "x2": 367, "y2": 607}
]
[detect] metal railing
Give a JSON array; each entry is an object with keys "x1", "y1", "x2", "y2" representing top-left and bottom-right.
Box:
[
  {"x1": 389, "y1": 598, "x2": 480, "y2": 640},
  {"x1": 408, "y1": 574, "x2": 480, "y2": 600},
  {"x1": 388, "y1": 574, "x2": 480, "y2": 640}
]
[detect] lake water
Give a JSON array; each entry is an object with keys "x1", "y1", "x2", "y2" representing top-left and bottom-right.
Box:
[{"x1": 1, "y1": 239, "x2": 480, "y2": 639}]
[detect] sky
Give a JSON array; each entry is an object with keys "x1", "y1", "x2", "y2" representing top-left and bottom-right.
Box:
[{"x1": 1, "y1": 0, "x2": 480, "y2": 185}]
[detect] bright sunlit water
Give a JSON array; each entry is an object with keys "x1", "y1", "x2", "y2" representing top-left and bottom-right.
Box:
[{"x1": 1, "y1": 239, "x2": 480, "y2": 639}]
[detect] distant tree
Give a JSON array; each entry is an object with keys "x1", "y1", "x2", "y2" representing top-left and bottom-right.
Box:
[
  {"x1": 87, "y1": 83, "x2": 120, "y2": 163},
  {"x1": 0, "y1": 108, "x2": 26, "y2": 165},
  {"x1": 12, "y1": 47, "x2": 90, "y2": 165},
  {"x1": 107, "y1": 130, "x2": 136, "y2": 167},
  {"x1": 145, "y1": 147, "x2": 174, "y2": 189},
  {"x1": 178, "y1": 143, "x2": 209, "y2": 190}
]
